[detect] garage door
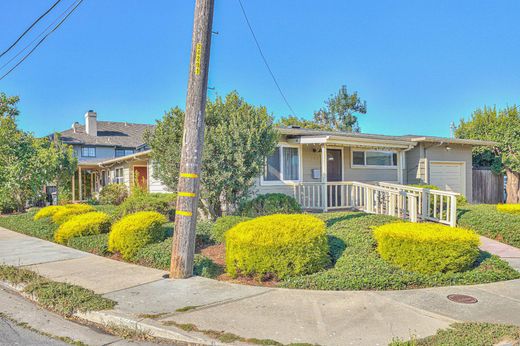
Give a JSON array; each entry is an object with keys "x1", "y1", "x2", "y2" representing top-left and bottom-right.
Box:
[{"x1": 430, "y1": 161, "x2": 465, "y2": 195}]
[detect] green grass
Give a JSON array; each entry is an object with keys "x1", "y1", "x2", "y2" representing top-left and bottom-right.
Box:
[
  {"x1": 390, "y1": 322, "x2": 520, "y2": 345},
  {"x1": 282, "y1": 212, "x2": 519, "y2": 290},
  {"x1": 458, "y1": 204, "x2": 520, "y2": 248},
  {"x1": 0, "y1": 264, "x2": 115, "y2": 316}
]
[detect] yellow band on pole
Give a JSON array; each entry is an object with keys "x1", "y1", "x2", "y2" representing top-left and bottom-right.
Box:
[
  {"x1": 176, "y1": 210, "x2": 193, "y2": 217},
  {"x1": 178, "y1": 192, "x2": 196, "y2": 197},
  {"x1": 180, "y1": 173, "x2": 198, "y2": 178}
]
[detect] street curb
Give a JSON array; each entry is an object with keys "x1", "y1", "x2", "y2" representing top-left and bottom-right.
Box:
[{"x1": 0, "y1": 280, "x2": 217, "y2": 346}]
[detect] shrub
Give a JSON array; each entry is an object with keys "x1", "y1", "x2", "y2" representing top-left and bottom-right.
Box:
[
  {"x1": 51, "y1": 204, "x2": 95, "y2": 224},
  {"x1": 99, "y1": 184, "x2": 129, "y2": 205},
  {"x1": 54, "y1": 212, "x2": 111, "y2": 244},
  {"x1": 497, "y1": 204, "x2": 520, "y2": 215},
  {"x1": 108, "y1": 211, "x2": 167, "y2": 260},
  {"x1": 373, "y1": 222, "x2": 480, "y2": 274},
  {"x1": 34, "y1": 205, "x2": 63, "y2": 220},
  {"x1": 238, "y1": 193, "x2": 302, "y2": 217},
  {"x1": 195, "y1": 220, "x2": 215, "y2": 248},
  {"x1": 226, "y1": 214, "x2": 330, "y2": 279},
  {"x1": 211, "y1": 216, "x2": 251, "y2": 243},
  {"x1": 117, "y1": 192, "x2": 176, "y2": 220}
]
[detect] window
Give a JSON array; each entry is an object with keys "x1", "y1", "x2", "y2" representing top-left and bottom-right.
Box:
[
  {"x1": 263, "y1": 146, "x2": 300, "y2": 183},
  {"x1": 81, "y1": 147, "x2": 96, "y2": 157},
  {"x1": 114, "y1": 168, "x2": 124, "y2": 184},
  {"x1": 352, "y1": 150, "x2": 398, "y2": 167},
  {"x1": 115, "y1": 149, "x2": 135, "y2": 157}
]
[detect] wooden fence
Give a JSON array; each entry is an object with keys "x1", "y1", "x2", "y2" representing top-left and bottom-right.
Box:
[{"x1": 472, "y1": 168, "x2": 504, "y2": 204}]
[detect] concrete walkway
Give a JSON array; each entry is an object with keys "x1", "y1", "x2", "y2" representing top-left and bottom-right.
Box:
[{"x1": 1, "y1": 226, "x2": 520, "y2": 346}]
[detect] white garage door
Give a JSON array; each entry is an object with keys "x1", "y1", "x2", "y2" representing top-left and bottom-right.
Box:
[{"x1": 430, "y1": 161, "x2": 465, "y2": 195}]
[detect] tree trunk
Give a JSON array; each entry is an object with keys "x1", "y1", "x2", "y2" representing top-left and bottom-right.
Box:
[{"x1": 505, "y1": 169, "x2": 520, "y2": 203}]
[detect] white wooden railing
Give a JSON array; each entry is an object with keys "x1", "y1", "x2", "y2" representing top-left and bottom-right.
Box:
[
  {"x1": 378, "y1": 182, "x2": 458, "y2": 226},
  {"x1": 292, "y1": 181, "x2": 420, "y2": 223}
]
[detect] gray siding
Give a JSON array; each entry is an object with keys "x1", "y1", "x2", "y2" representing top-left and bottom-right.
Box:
[
  {"x1": 73, "y1": 145, "x2": 115, "y2": 162},
  {"x1": 343, "y1": 148, "x2": 398, "y2": 183}
]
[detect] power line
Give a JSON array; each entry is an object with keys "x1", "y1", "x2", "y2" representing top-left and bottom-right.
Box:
[
  {"x1": 0, "y1": 0, "x2": 84, "y2": 81},
  {"x1": 0, "y1": 0, "x2": 80, "y2": 72},
  {"x1": 0, "y1": 0, "x2": 63, "y2": 59},
  {"x1": 237, "y1": 0, "x2": 297, "y2": 116}
]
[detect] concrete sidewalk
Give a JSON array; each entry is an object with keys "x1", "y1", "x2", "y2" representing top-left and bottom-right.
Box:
[{"x1": 1, "y1": 226, "x2": 520, "y2": 346}]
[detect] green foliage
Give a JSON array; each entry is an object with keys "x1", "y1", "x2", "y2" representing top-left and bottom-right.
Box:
[
  {"x1": 146, "y1": 91, "x2": 278, "y2": 218},
  {"x1": 391, "y1": 322, "x2": 520, "y2": 346},
  {"x1": 195, "y1": 220, "x2": 215, "y2": 247},
  {"x1": 409, "y1": 184, "x2": 468, "y2": 207},
  {"x1": 0, "y1": 94, "x2": 76, "y2": 212},
  {"x1": 283, "y1": 212, "x2": 519, "y2": 290},
  {"x1": 34, "y1": 205, "x2": 63, "y2": 220},
  {"x1": 373, "y1": 223, "x2": 480, "y2": 274},
  {"x1": 226, "y1": 214, "x2": 330, "y2": 279},
  {"x1": 193, "y1": 254, "x2": 224, "y2": 278},
  {"x1": 238, "y1": 193, "x2": 302, "y2": 217},
  {"x1": 67, "y1": 233, "x2": 109, "y2": 255},
  {"x1": 496, "y1": 203, "x2": 520, "y2": 215},
  {"x1": 458, "y1": 204, "x2": 520, "y2": 248},
  {"x1": 277, "y1": 85, "x2": 367, "y2": 132},
  {"x1": 117, "y1": 191, "x2": 176, "y2": 220},
  {"x1": 54, "y1": 212, "x2": 111, "y2": 244},
  {"x1": 211, "y1": 216, "x2": 251, "y2": 243},
  {"x1": 51, "y1": 204, "x2": 95, "y2": 224},
  {"x1": 108, "y1": 211, "x2": 167, "y2": 260},
  {"x1": 0, "y1": 209, "x2": 57, "y2": 240},
  {"x1": 99, "y1": 183, "x2": 129, "y2": 205}
]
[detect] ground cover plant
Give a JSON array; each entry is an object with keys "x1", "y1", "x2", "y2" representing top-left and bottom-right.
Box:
[
  {"x1": 390, "y1": 322, "x2": 520, "y2": 346},
  {"x1": 374, "y1": 223, "x2": 480, "y2": 274},
  {"x1": 282, "y1": 212, "x2": 519, "y2": 290},
  {"x1": 458, "y1": 204, "x2": 520, "y2": 248}
]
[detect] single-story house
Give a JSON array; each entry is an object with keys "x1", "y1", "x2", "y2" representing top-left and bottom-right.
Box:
[{"x1": 53, "y1": 110, "x2": 494, "y2": 226}]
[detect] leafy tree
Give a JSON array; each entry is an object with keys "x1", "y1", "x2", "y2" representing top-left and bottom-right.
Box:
[
  {"x1": 0, "y1": 93, "x2": 77, "y2": 212},
  {"x1": 456, "y1": 105, "x2": 520, "y2": 203},
  {"x1": 146, "y1": 91, "x2": 278, "y2": 218},
  {"x1": 277, "y1": 85, "x2": 367, "y2": 132}
]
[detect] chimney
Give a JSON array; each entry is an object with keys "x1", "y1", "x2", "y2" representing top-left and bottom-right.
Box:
[{"x1": 85, "y1": 110, "x2": 97, "y2": 136}]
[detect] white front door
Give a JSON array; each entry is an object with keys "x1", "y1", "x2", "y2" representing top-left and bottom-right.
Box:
[{"x1": 429, "y1": 161, "x2": 466, "y2": 195}]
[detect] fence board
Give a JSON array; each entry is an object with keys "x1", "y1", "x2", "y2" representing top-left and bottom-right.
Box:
[{"x1": 472, "y1": 168, "x2": 504, "y2": 204}]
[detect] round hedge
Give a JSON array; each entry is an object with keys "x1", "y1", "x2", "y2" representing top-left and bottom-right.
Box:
[
  {"x1": 497, "y1": 204, "x2": 520, "y2": 215},
  {"x1": 211, "y1": 216, "x2": 251, "y2": 243},
  {"x1": 51, "y1": 204, "x2": 95, "y2": 224},
  {"x1": 108, "y1": 211, "x2": 167, "y2": 260},
  {"x1": 54, "y1": 212, "x2": 111, "y2": 244},
  {"x1": 373, "y1": 222, "x2": 480, "y2": 274},
  {"x1": 225, "y1": 214, "x2": 330, "y2": 279}
]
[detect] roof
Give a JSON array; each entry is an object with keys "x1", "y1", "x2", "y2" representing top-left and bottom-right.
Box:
[
  {"x1": 276, "y1": 127, "x2": 496, "y2": 146},
  {"x1": 58, "y1": 121, "x2": 155, "y2": 148}
]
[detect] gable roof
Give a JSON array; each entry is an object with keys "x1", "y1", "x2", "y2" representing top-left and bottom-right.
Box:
[{"x1": 58, "y1": 121, "x2": 155, "y2": 148}]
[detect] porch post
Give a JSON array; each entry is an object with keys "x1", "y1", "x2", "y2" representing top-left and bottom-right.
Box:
[
  {"x1": 321, "y1": 144, "x2": 328, "y2": 212},
  {"x1": 78, "y1": 167, "x2": 82, "y2": 202},
  {"x1": 90, "y1": 172, "x2": 94, "y2": 198},
  {"x1": 71, "y1": 172, "x2": 75, "y2": 203},
  {"x1": 398, "y1": 151, "x2": 405, "y2": 184}
]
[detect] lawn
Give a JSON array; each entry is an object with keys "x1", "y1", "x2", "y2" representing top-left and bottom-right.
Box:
[
  {"x1": 282, "y1": 212, "x2": 519, "y2": 290},
  {"x1": 390, "y1": 322, "x2": 520, "y2": 346},
  {"x1": 458, "y1": 204, "x2": 520, "y2": 248},
  {"x1": 1, "y1": 208, "x2": 518, "y2": 290}
]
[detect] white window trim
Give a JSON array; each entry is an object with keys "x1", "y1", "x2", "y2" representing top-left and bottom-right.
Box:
[
  {"x1": 260, "y1": 144, "x2": 302, "y2": 186},
  {"x1": 114, "y1": 168, "x2": 124, "y2": 184},
  {"x1": 350, "y1": 148, "x2": 398, "y2": 169}
]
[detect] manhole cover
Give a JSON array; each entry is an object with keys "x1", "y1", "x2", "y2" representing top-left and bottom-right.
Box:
[{"x1": 447, "y1": 294, "x2": 478, "y2": 304}]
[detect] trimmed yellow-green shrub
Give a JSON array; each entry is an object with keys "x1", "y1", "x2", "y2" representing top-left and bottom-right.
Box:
[
  {"x1": 54, "y1": 212, "x2": 111, "y2": 244},
  {"x1": 225, "y1": 214, "x2": 330, "y2": 279},
  {"x1": 373, "y1": 222, "x2": 480, "y2": 274},
  {"x1": 51, "y1": 204, "x2": 95, "y2": 225},
  {"x1": 497, "y1": 204, "x2": 520, "y2": 215},
  {"x1": 34, "y1": 206, "x2": 63, "y2": 220},
  {"x1": 108, "y1": 211, "x2": 167, "y2": 260}
]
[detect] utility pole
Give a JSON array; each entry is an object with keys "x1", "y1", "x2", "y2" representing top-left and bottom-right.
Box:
[{"x1": 170, "y1": 0, "x2": 215, "y2": 279}]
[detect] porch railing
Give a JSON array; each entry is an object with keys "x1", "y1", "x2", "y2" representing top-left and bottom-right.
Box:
[
  {"x1": 292, "y1": 181, "x2": 420, "y2": 223},
  {"x1": 378, "y1": 182, "x2": 458, "y2": 226}
]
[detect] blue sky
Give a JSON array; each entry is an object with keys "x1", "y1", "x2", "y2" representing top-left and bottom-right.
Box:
[{"x1": 1, "y1": 0, "x2": 519, "y2": 137}]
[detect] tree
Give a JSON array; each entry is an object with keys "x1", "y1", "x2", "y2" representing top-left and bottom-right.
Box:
[
  {"x1": 0, "y1": 93, "x2": 77, "y2": 212},
  {"x1": 456, "y1": 105, "x2": 520, "y2": 203},
  {"x1": 277, "y1": 85, "x2": 367, "y2": 132},
  {"x1": 146, "y1": 91, "x2": 278, "y2": 218}
]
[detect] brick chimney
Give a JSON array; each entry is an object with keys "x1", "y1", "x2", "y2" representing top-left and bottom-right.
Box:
[{"x1": 85, "y1": 110, "x2": 97, "y2": 136}]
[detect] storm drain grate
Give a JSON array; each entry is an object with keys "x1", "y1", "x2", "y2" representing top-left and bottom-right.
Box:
[{"x1": 447, "y1": 294, "x2": 478, "y2": 304}]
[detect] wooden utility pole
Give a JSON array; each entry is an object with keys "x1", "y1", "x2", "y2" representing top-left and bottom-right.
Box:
[{"x1": 170, "y1": 0, "x2": 215, "y2": 278}]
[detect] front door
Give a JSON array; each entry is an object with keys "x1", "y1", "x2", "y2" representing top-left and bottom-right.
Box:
[
  {"x1": 133, "y1": 166, "x2": 148, "y2": 191},
  {"x1": 327, "y1": 149, "x2": 342, "y2": 207}
]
